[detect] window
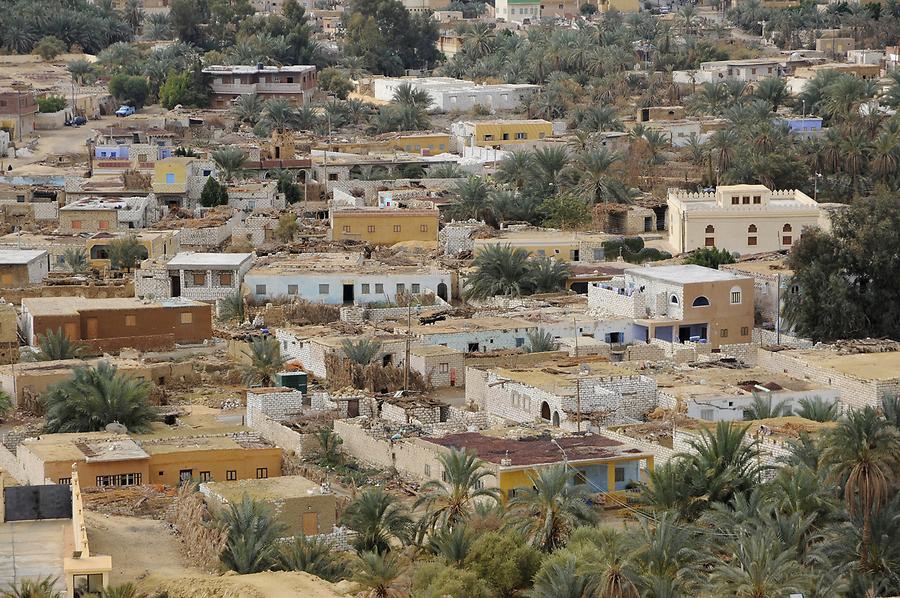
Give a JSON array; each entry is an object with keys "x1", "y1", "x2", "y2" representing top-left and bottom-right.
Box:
[
  {"x1": 318, "y1": 284, "x2": 329, "y2": 294},
  {"x1": 256, "y1": 284, "x2": 266, "y2": 295},
  {"x1": 748, "y1": 224, "x2": 757, "y2": 233},
  {"x1": 515, "y1": 337, "x2": 525, "y2": 347},
  {"x1": 748, "y1": 236, "x2": 757, "y2": 246},
  {"x1": 424, "y1": 464, "x2": 431, "y2": 476},
  {"x1": 58, "y1": 477, "x2": 71, "y2": 485},
  {"x1": 692, "y1": 296, "x2": 710, "y2": 307},
  {"x1": 670, "y1": 294, "x2": 679, "y2": 305},
  {"x1": 411, "y1": 283, "x2": 420, "y2": 294},
  {"x1": 396, "y1": 283, "x2": 405, "y2": 294},
  {"x1": 502, "y1": 133, "x2": 509, "y2": 140},
  {"x1": 288, "y1": 284, "x2": 298, "y2": 295},
  {"x1": 342, "y1": 225, "x2": 351, "y2": 233},
  {"x1": 125, "y1": 314, "x2": 136, "y2": 327},
  {"x1": 71, "y1": 220, "x2": 82, "y2": 229},
  {"x1": 484, "y1": 134, "x2": 494, "y2": 141},
  {"x1": 96, "y1": 473, "x2": 142, "y2": 487},
  {"x1": 256, "y1": 468, "x2": 268, "y2": 479},
  {"x1": 515, "y1": 132, "x2": 527, "y2": 140},
  {"x1": 730, "y1": 287, "x2": 742, "y2": 304},
  {"x1": 753, "y1": 195, "x2": 761, "y2": 204},
  {"x1": 741, "y1": 326, "x2": 749, "y2": 336},
  {"x1": 180, "y1": 312, "x2": 193, "y2": 324},
  {"x1": 420, "y1": 224, "x2": 428, "y2": 232},
  {"x1": 720, "y1": 328, "x2": 729, "y2": 338},
  {"x1": 226, "y1": 470, "x2": 237, "y2": 481},
  {"x1": 614, "y1": 467, "x2": 625, "y2": 483},
  {"x1": 367, "y1": 225, "x2": 375, "y2": 233},
  {"x1": 700, "y1": 409, "x2": 715, "y2": 421},
  {"x1": 441, "y1": 470, "x2": 449, "y2": 483},
  {"x1": 220, "y1": 272, "x2": 232, "y2": 286},
  {"x1": 393, "y1": 225, "x2": 401, "y2": 232},
  {"x1": 98, "y1": 220, "x2": 109, "y2": 230},
  {"x1": 747, "y1": 224, "x2": 757, "y2": 246},
  {"x1": 165, "y1": 172, "x2": 175, "y2": 184},
  {"x1": 731, "y1": 197, "x2": 739, "y2": 205},
  {"x1": 193, "y1": 272, "x2": 206, "y2": 286},
  {"x1": 705, "y1": 225, "x2": 715, "y2": 233},
  {"x1": 375, "y1": 283, "x2": 384, "y2": 294},
  {"x1": 742, "y1": 196, "x2": 750, "y2": 204},
  {"x1": 328, "y1": 173, "x2": 338, "y2": 181},
  {"x1": 439, "y1": 362, "x2": 449, "y2": 373},
  {"x1": 199, "y1": 471, "x2": 212, "y2": 482},
  {"x1": 705, "y1": 237, "x2": 715, "y2": 247},
  {"x1": 361, "y1": 283, "x2": 370, "y2": 294},
  {"x1": 782, "y1": 223, "x2": 793, "y2": 245}
]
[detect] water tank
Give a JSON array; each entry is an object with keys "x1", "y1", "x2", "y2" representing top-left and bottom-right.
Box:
[{"x1": 275, "y1": 371, "x2": 308, "y2": 394}]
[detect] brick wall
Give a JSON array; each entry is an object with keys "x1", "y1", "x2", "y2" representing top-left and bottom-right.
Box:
[
  {"x1": 247, "y1": 412, "x2": 316, "y2": 459},
  {"x1": 601, "y1": 428, "x2": 676, "y2": 465},
  {"x1": 246, "y1": 389, "x2": 307, "y2": 426},
  {"x1": 587, "y1": 284, "x2": 644, "y2": 318},
  {"x1": 439, "y1": 220, "x2": 482, "y2": 255},
  {"x1": 752, "y1": 328, "x2": 814, "y2": 349}
]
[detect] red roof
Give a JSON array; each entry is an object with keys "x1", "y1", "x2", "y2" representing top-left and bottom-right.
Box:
[{"x1": 427, "y1": 432, "x2": 636, "y2": 467}]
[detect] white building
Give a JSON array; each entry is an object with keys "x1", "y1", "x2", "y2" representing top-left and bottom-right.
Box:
[
  {"x1": 0, "y1": 249, "x2": 50, "y2": 286},
  {"x1": 244, "y1": 253, "x2": 454, "y2": 305},
  {"x1": 673, "y1": 58, "x2": 783, "y2": 84},
  {"x1": 226, "y1": 181, "x2": 284, "y2": 212},
  {"x1": 371, "y1": 77, "x2": 540, "y2": 113},
  {"x1": 135, "y1": 252, "x2": 256, "y2": 301},
  {"x1": 495, "y1": 0, "x2": 541, "y2": 23},
  {"x1": 667, "y1": 184, "x2": 829, "y2": 255}
]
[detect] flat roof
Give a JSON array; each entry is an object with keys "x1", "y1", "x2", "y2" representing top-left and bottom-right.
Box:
[
  {"x1": 20, "y1": 432, "x2": 149, "y2": 463},
  {"x1": 22, "y1": 296, "x2": 206, "y2": 316},
  {"x1": 654, "y1": 364, "x2": 822, "y2": 400},
  {"x1": 0, "y1": 249, "x2": 47, "y2": 264},
  {"x1": 723, "y1": 259, "x2": 794, "y2": 277},
  {"x1": 407, "y1": 316, "x2": 536, "y2": 335},
  {"x1": 427, "y1": 432, "x2": 648, "y2": 467},
  {"x1": 203, "y1": 475, "x2": 325, "y2": 502},
  {"x1": 203, "y1": 64, "x2": 315, "y2": 74},
  {"x1": 626, "y1": 264, "x2": 751, "y2": 284},
  {"x1": 410, "y1": 344, "x2": 463, "y2": 357},
  {"x1": 779, "y1": 348, "x2": 900, "y2": 381},
  {"x1": 167, "y1": 252, "x2": 253, "y2": 269}
]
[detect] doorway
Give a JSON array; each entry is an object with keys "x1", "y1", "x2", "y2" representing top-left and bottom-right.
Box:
[
  {"x1": 347, "y1": 399, "x2": 360, "y2": 417},
  {"x1": 85, "y1": 318, "x2": 99, "y2": 339},
  {"x1": 302, "y1": 512, "x2": 319, "y2": 536},
  {"x1": 552, "y1": 411, "x2": 560, "y2": 426},
  {"x1": 541, "y1": 401, "x2": 551, "y2": 420},
  {"x1": 343, "y1": 284, "x2": 354, "y2": 304},
  {"x1": 678, "y1": 326, "x2": 692, "y2": 343},
  {"x1": 437, "y1": 282, "x2": 448, "y2": 302},
  {"x1": 170, "y1": 275, "x2": 181, "y2": 297}
]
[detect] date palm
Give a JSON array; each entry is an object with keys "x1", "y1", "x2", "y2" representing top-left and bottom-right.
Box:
[
  {"x1": 231, "y1": 93, "x2": 263, "y2": 125},
  {"x1": 529, "y1": 256, "x2": 571, "y2": 294},
  {"x1": 34, "y1": 327, "x2": 82, "y2": 361},
  {"x1": 507, "y1": 465, "x2": 597, "y2": 552},
  {"x1": 753, "y1": 77, "x2": 789, "y2": 112},
  {"x1": 1, "y1": 576, "x2": 61, "y2": 598},
  {"x1": 796, "y1": 396, "x2": 840, "y2": 422},
  {"x1": 211, "y1": 147, "x2": 248, "y2": 182},
  {"x1": 392, "y1": 83, "x2": 432, "y2": 111},
  {"x1": 428, "y1": 524, "x2": 473, "y2": 566},
  {"x1": 821, "y1": 407, "x2": 900, "y2": 569},
  {"x1": 463, "y1": 22, "x2": 496, "y2": 60},
  {"x1": 352, "y1": 551, "x2": 403, "y2": 598},
  {"x1": 261, "y1": 98, "x2": 298, "y2": 132},
  {"x1": 575, "y1": 148, "x2": 621, "y2": 204},
  {"x1": 869, "y1": 131, "x2": 900, "y2": 185},
  {"x1": 241, "y1": 336, "x2": 285, "y2": 387},
  {"x1": 446, "y1": 176, "x2": 492, "y2": 222},
  {"x1": 416, "y1": 448, "x2": 501, "y2": 528},
  {"x1": 496, "y1": 150, "x2": 533, "y2": 190},
  {"x1": 277, "y1": 536, "x2": 347, "y2": 582},
  {"x1": 465, "y1": 244, "x2": 532, "y2": 299},
  {"x1": 708, "y1": 530, "x2": 809, "y2": 598},
  {"x1": 220, "y1": 495, "x2": 285, "y2": 574},
  {"x1": 525, "y1": 329, "x2": 557, "y2": 353},
  {"x1": 531, "y1": 146, "x2": 570, "y2": 193},
  {"x1": 341, "y1": 339, "x2": 382, "y2": 365},
  {"x1": 341, "y1": 488, "x2": 412, "y2": 554},
  {"x1": 529, "y1": 558, "x2": 597, "y2": 598}
]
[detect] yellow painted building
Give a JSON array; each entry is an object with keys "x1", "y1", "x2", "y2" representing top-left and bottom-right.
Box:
[
  {"x1": 316, "y1": 133, "x2": 451, "y2": 156},
  {"x1": 152, "y1": 157, "x2": 193, "y2": 194},
  {"x1": 473, "y1": 231, "x2": 608, "y2": 262},
  {"x1": 331, "y1": 207, "x2": 439, "y2": 245},
  {"x1": 86, "y1": 230, "x2": 180, "y2": 271},
  {"x1": 453, "y1": 119, "x2": 553, "y2": 149}
]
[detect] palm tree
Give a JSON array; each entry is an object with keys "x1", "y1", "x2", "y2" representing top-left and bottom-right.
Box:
[
  {"x1": 429, "y1": 525, "x2": 473, "y2": 566},
  {"x1": 1, "y1": 577, "x2": 61, "y2": 598},
  {"x1": 345, "y1": 98, "x2": 373, "y2": 125},
  {"x1": 241, "y1": 336, "x2": 286, "y2": 386},
  {"x1": 314, "y1": 426, "x2": 343, "y2": 467},
  {"x1": 428, "y1": 163, "x2": 464, "y2": 179},
  {"x1": 392, "y1": 83, "x2": 432, "y2": 111},
  {"x1": 638, "y1": 459, "x2": 696, "y2": 518},
  {"x1": 217, "y1": 292, "x2": 245, "y2": 323},
  {"x1": 352, "y1": 551, "x2": 402, "y2": 598},
  {"x1": 575, "y1": 148, "x2": 621, "y2": 204},
  {"x1": 143, "y1": 13, "x2": 171, "y2": 40},
  {"x1": 526, "y1": 329, "x2": 557, "y2": 353},
  {"x1": 341, "y1": 487, "x2": 412, "y2": 553},
  {"x1": 67, "y1": 59, "x2": 93, "y2": 85},
  {"x1": 797, "y1": 396, "x2": 840, "y2": 422},
  {"x1": 62, "y1": 247, "x2": 88, "y2": 274},
  {"x1": 42, "y1": 362, "x2": 155, "y2": 433},
  {"x1": 531, "y1": 146, "x2": 569, "y2": 193},
  {"x1": 743, "y1": 393, "x2": 791, "y2": 420},
  {"x1": 446, "y1": 176, "x2": 493, "y2": 222},
  {"x1": 708, "y1": 530, "x2": 809, "y2": 597},
  {"x1": 882, "y1": 394, "x2": 900, "y2": 429},
  {"x1": 34, "y1": 327, "x2": 82, "y2": 361},
  {"x1": 868, "y1": 131, "x2": 899, "y2": 185},
  {"x1": 841, "y1": 128, "x2": 870, "y2": 194},
  {"x1": 220, "y1": 495, "x2": 285, "y2": 574},
  {"x1": 232, "y1": 93, "x2": 264, "y2": 125},
  {"x1": 261, "y1": 98, "x2": 298, "y2": 132},
  {"x1": 416, "y1": 448, "x2": 500, "y2": 528},
  {"x1": 341, "y1": 339, "x2": 382, "y2": 365},
  {"x1": 676, "y1": 5, "x2": 700, "y2": 34},
  {"x1": 465, "y1": 245, "x2": 532, "y2": 299},
  {"x1": 212, "y1": 147, "x2": 247, "y2": 182},
  {"x1": 496, "y1": 150, "x2": 533, "y2": 190},
  {"x1": 575, "y1": 105, "x2": 623, "y2": 133},
  {"x1": 529, "y1": 558, "x2": 597, "y2": 598},
  {"x1": 507, "y1": 465, "x2": 597, "y2": 552},
  {"x1": 709, "y1": 128, "x2": 739, "y2": 175},
  {"x1": 107, "y1": 236, "x2": 147, "y2": 272},
  {"x1": 529, "y1": 256, "x2": 571, "y2": 293},
  {"x1": 94, "y1": 583, "x2": 145, "y2": 598},
  {"x1": 122, "y1": 0, "x2": 143, "y2": 34},
  {"x1": 821, "y1": 407, "x2": 900, "y2": 569},
  {"x1": 753, "y1": 77, "x2": 789, "y2": 112},
  {"x1": 277, "y1": 536, "x2": 347, "y2": 582},
  {"x1": 463, "y1": 22, "x2": 496, "y2": 60}
]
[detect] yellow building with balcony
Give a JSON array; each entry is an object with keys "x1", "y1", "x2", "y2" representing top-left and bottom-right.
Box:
[
  {"x1": 451, "y1": 119, "x2": 553, "y2": 149},
  {"x1": 330, "y1": 207, "x2": 439, "y2": 245}
]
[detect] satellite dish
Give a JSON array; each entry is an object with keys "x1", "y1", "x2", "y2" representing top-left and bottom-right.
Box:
[{"x1": 105, "y1": 422, "x2": 128, "y2": 434}]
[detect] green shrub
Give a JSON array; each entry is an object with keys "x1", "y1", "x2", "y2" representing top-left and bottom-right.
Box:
[
  {"x1": 33, "y1": 36, "x2": 66, "y2": 60},
  {"x1": 37, "y1": 95, "x2": 67, "y2": 113}
]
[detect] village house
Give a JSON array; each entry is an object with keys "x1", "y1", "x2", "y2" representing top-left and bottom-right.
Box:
[
  {"x1": 226, "y1": 181, "x2": 285, "y2": 212},
  {"x1": 408, "y1": 345, "x2": 466, "y2": 387},
  {"x1": 0, "y1": 301, "x2": 18, "y2": 365},
  {"x1": 450, "y1": 119, "x2": 553, "y2": 150},
  {"x1": 85, "y1": 230, "x2": 180, "y2": 272},
  {"x1": 244, "y1": 253, "x2": 454, "y2": 304},
  {"x1": 0, "y1": 88, "x2": 38, "y2": 141},
  {"x1": 721, "y1": 256, "x2": 796, "y2": 328},
  {"x1": 276, "y1": 329, "x2": 413, "y2": 379},
  {"x1": 494, "y1": 0, "x2": 541, "y2": 23},
  {"x1": 398, "y1": 316, "x2": 538, "y2": 354},
  {"x1": 0, "y1": 249, "x2": 49, "y2": 287},
  {"x1": 588, "y1": 264, "x2": 755, "y2": 348},
  {"x1": 371, "y1": 76, "x2": 540, "y2": 113},
  {"x1": 0, "y1": 182, "x2": 60, "y2": 224},
  {"x1": 667, "y1": 184, "x2": 829, "y2": 255},
  {"x1": 329, "y1": 206, "x2": 439, "y2": 245},
  {"x1": 0, "y1": 234, "x2": 86, "y2": 272},
  {"x1": 58, "y1": 196, "x2": 157, "y2": 234},
  {"x1": 135, "y1": 251, "x2": 256, "y2": 301},
  {"x1": 21, "y1": 296, "x2": 213, "y2": 353},
  {"x1": 151, "y1": 157, "x2": 217, "y2": 209},
  {"x1": 203, "y1": 65, "x2": 318, "y2": 108},
  {"x1": 473, "y1": 228, "x2": 608, "y2": 262}
]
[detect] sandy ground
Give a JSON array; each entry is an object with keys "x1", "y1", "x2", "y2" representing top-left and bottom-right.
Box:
[{"x1": 84, "y1": 511, "x2": 350, "y2": 597}]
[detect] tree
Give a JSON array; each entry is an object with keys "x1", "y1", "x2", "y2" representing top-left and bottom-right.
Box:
[
  {"x1": 529, "y1": 558, "x2": 598, "y2": 598},
  {"x1": 232, "y1": 93, "x2": 263, "y2": 125},
  {"x1": 528, "y1": 256, "x2": 571, "y2": 294},
  {"x1": 507, "y1": 465, "x2": 597, "y2": 552},
  {"x1": 200, "y1": 177, "x2": 229, "y2": 207},
  {"x1": 217, "y1": 292, "x2": 245, "y2": 323},
  {"x1": 42, "y1": 362, "x2": 155, "y2": 433},
  {"x1": 0, "y1": 389, "x2": 12, "y2": 420},
  {"x1": 753, "y1": 76, "x2": 789, "y2": 112},
  {"x1": 343, "y1": 0, "x2": 439, "y2": 75},
  {"x1": 683, "y1": 247, "x2": 735, "y2": 269},
  {"x1": 63, "y1": 248, "x2": 88, "y2": 274},
  {"x1": 33, "y1": 36, "x2": 66, "y2": 60},
  {"x1": 341, "y1": 339, "x2": 382, "y2": 365},
  {"x1": 319, "y1": 68, "x2": 354, "y2": 99},
  {"x1": 743, "y1": 393, "x2": 791, "y2": 420},
  {"x1": 159, "y1": 69, "x2": 209, "y2": 109},
  {"x1": 541, "y1": 193, "x2": 591, "y2": 229},
  {"x1": 428, "y1": 525, "x2": 473, "y2": 566},
  {"x1": 392, "y1": 82, "x2": 432, "y2": 110},
  {"x1": 313, "y1": 427, "x2": 343, "y2": 467},
  {"x1": 274, "y1": 214, "x2": 298, "y2": 243},
  {"x1": 341, "y1": 487, "x2": 412, "y2": 553},
  {"x1": 276, "y1": 536, "x2": 347, "y2": 582},
  {"x1": 212, "y1": 148, "x2": 247, "y2": 181},
  {"x1": 169, "y1": 0, "x2": 207, "y2": 45},
  {"x1": 709, "y1": 530, "x2": 809, "y2": 597},
  {"x1": 93, "y1": 582, "x2": 146, "y2": 598},
  {"x1": 220, "y1": 495, "x2": 285, "y2": 574},
  {"x1": 412, "y1": 560, "x2": 491, "y2": 598},
  {"x1": 67, "y1": 59, "x2": 94, "y2": 84},
  {"x1": 37, "y1": 95, "x2": 66, "y2": 113},
  {"x1": 143, "y1": 13, "x2": 172, "y2": 39},
  {"x1": 34, "y1": 327, "x2": 82, "y2": 361},
  {"x1": 445, "y1": 176, "x2": 492, "y2": 222},
  {"x1": 797, "y1": 396, "x2": 840, "y2": 422},
  {"x1": 108, "y1": 74, "x2": 149, "y2": 108},
  {"x1": 1, "y1": 576, "x2": 61, "y2": 598},
  {"x1": 107, "y1": 236, "x2": 147, "y2": 271},
  {"x1": 822, "y1": 407, "x2": 900, "y2": 569},
  {"x1": 415, "y1": 448, "x2": 500, "y2": 528},
  {"x1": 241, "y1": 336, "x2": 286, "y2": 387},
  {"x1": 525, "y1": 329, "x2": 557, "y2": 353},
  {"x1": 465, "y1": 245, "x2": 532, "y2": 299},
  {"x1": 783, "y1": 196, "x2": 900, "y2": 342},
  {"x1": 465, "y1": 531, "x2": 542, "y2": 597},
  {"x1": 352, "y1": 551, "x2": 402, "y2": 598}
]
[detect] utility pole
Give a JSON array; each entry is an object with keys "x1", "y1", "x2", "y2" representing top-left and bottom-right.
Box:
[
  {"x1": 573, "y1": 316, "x2": 581, "y2": 433},
  {"x1": 775, "y1": 272, "x2": 782, "y2": 345}
]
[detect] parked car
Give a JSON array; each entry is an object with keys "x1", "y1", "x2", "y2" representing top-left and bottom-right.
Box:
[
  {"x1": 64, "y1": 116, "x2": 87, "y2": 126},
  {"x1": 115, "y1": 105, "x2": 135, "y2": 117}
]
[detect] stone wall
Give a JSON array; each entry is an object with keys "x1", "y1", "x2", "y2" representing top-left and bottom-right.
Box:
[
  {"x1": 601, "y1": 428, "x2": 677, "y2": 466},
  {"x1": 0, "y1": 281, "x2": 134, "y2": 305},
  {"x1": 247, "y1": 412, "x2": 315, "y2": 459},
  {"x1": 752, "y1": 328, "x2": 814, "y2": 349},
  {"x1": 587, "y1": 284, "x2": 643, "y2": 318},
  {"x1": 330, "y1": 178, "x2": 467, "y2": 204},
  {"x1": 709, "y1": 342, "x2": 757, "y2": 365},
  {"x1": 409, "y1": 349, "x2": 465, "y2": 387},
  {"x1": 439, "y1": 220, "x2": 483, "y2": 255},
  {"x1": 246, "y1": 389, "x2": 308, "y2": 426}
]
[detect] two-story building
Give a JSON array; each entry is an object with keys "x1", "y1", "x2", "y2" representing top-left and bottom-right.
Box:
[
  {"x1": 85, "y1": 230, "x2": 180, "y2": 272},
  {"x1": 329, "y1": 206, "x2": 439, "y2": 245},
  {"x1": 451, "y1": 119, "x2": 553, "y2": 150},
  {"x1": 588, "y1": 264, "x2": 755, "y2": 348},
  {"x1": 495, "y1": 0, "x2": 541, "y2": 23},
  {"x1": 151, "y1": 157, "x2": 217, "y2": 209},
  {"x1": 58, "y1": 196, "x2": 157, "y2": 233},
  {"x1": 667, "y1": 184, "x2": 828, "y2": 255},
  {"x1": 203, "y1": 65, "x2": 317, "y2": 108}
]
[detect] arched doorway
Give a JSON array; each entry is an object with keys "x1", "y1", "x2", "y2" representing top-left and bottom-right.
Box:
[
  {"x1": 552, "y1": 411, "x2": 560, "y2": 427},
  {"x1": 437, "y1": 282, "x2": 448, "y2": 302},
  {"x1": 540, "y1": 401, "x2": 551, "y2": 421}
]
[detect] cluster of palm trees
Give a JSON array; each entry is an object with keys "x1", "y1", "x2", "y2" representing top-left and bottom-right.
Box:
[
  {"x1": 0, "y1": 0, "x2": 135, "y2": 54},
  {"x1": 464, "y1": 245, "x2": 571, "y2": 300}
]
